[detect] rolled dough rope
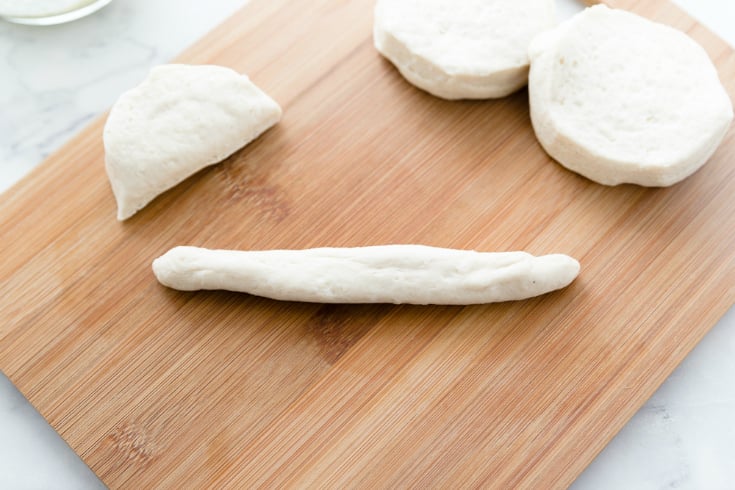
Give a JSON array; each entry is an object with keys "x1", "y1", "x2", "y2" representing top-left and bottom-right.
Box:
[{"x1": 152, "y1": 245, "x2": 580, "y2": 305}]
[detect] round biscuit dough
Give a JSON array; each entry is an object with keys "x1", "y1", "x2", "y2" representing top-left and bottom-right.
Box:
[
  {"x1": 528, "y1": 5, "x2": 733, "y2": 186},
  {"x1": 374, "y1": 0, "x2": 556, "y2": 100}
]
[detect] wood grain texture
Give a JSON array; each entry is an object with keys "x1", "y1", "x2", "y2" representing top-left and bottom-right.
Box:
[{"x1": 1, "y1": 0, "x2": 734, "y2": 488}]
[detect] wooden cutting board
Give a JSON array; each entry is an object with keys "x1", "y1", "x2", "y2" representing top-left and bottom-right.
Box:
[{"x1": 1, "y1": 0, "x2": 733, "y2": 487}]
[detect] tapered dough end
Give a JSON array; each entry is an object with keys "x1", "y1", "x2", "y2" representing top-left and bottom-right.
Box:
[
  {"x1": 526, "y1": 253, "x2": 580, "y2": 298},
  {"x1": 152, "y1": 246, "x2": 200, "y2": 290},
  {"x1": 104, "y1": 64, "x2": 282, "y2": 221}
]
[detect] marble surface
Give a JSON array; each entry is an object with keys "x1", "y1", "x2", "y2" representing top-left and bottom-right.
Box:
[
  {"x1": 0, "y1": 372, "x2": 106, "y2": 490},
  {"x1": 0, "y1": 1, "x2": 733, "y2": 488}
]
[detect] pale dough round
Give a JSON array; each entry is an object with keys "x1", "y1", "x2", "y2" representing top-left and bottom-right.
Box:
[
  {"x1": 104, "y1": 64, "x2": 282, "y2": 220},
  {"x1": 373, "y1": 0, "x2": 556, "y2": 100},
  {"x1": 528, "y1": 5, "x2": 733, "y2": 186}
]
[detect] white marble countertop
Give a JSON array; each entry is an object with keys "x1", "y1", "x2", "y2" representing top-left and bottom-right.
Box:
[{"x1": 1, "y1": 1, "x2": 733, "y2": 488}]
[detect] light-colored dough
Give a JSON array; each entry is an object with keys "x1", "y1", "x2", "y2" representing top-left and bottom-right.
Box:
[
  {"x1": 104, "y1": 64, "x2": 282, "y2": 220},
  {"x1": 152, "y1": 245, "x2": 580, "y2": 305},
  {"x1": 373, "y1": 0, "x2": 556, "y2": 100},
  {"x1": 528, "y1": 5, "x2": 733, "y2": 186}
]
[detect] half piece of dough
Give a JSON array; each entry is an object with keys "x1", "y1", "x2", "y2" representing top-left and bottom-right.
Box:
[
  {"x1": 528, "y1": 5, "x2": 733, "y2": 186},
  {"x1": 152, "y1": 245, "x2": 580, "y2": 305},
  {"x1": 104, "y1": 64, "x2": 282, "y2": 220},
  {"x1": 373, "y1": 0, "x2": 556, "y2": 100}
]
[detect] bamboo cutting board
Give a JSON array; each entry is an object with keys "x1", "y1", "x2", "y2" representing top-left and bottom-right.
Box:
[{"x1": 1, "y1": 0, "x2": 734, "y2": 487}]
